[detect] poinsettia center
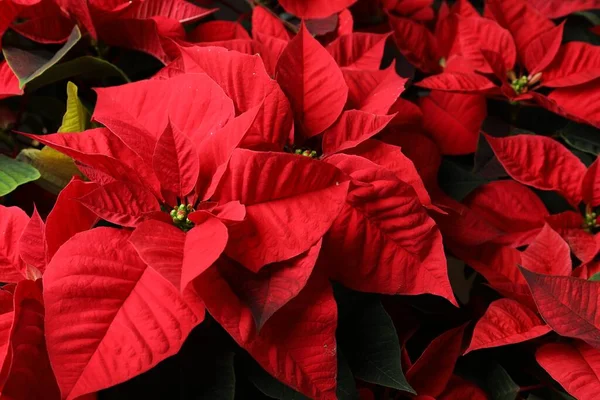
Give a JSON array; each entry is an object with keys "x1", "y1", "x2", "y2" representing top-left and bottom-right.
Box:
[
  {"x1": 170, "y1": 203, "x2": 195, "y2": 232},
  {"x1": 294, "y1": 148, "x2": 319, "y2": 159},
  {"x1": 507, "y1": 71, "x2": 542, "y2": 95},
  {"x1": 583, "y1": 204, "x2": 600, "y2": 233}
]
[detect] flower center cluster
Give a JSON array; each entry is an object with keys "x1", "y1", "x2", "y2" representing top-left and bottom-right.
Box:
[
  {"x1": 294, "y1": 148, "x2": 319, "y2": 158},
  {"x1": 170, "y1": 203, "x2": 195, "y2": 231},
  {"x1": 583, "y1": 205, "x2": 600, "y2": 233},
  {"x1": 507, "y1": 71, "x2": 542, "y2": 95}
]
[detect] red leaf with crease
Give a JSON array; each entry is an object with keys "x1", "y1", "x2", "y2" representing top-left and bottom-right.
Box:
[
  {"x1": 0, "y1": 206, "x2": 28, "y2": 283},
  {"x1": 546, "y1": 211, "x2": 597, "y2": 263},
  {"x1": 278, "y1": 0, "x2": 357, "y2": 19},
  {"x1": 388, "y1": 15, "x2": 440, "y2": 73},
  {"x1": 152, "y1": 121, "x2": 200, "y2": 198},
  {"x1": 548, "y1": 80, "x2": 600, "y2": 129},
  {"x1": 17, "y1": 206, "x2": 46, "y2": 273},
  {"x1": 216, "y1": 240, "x2": 321, "y2": 331},
  {"x1": 343, "y1": 63, "x2": 408, "y2": 115},
  {"x1": 251, "y1": 6, "x2": 290, "y2": 41},
  {"x1": 44, "y1": 228, "x2": 205, "y2": 399},
  {"x1": 583, "y1": 158, "x2": 600, "y2": 207},
  {"x1": 485, "y1": 134, "x2": 587, "y2": 207},
  {"x1": 323, "y1": 154, "x2": 456, "y2": 305},
  {"x1": 77, "y1": 181, "x2": 161, "y2": 227},
  {"x1": 212, "y1": 149, "x2": 349, "y2": 272},
  {"x1": 275, "y1": 23, "x2": 348, "y2": 137},
  {"x1": 406, "y1": 324, "x2": 466, "y2": 397},
  {"x1": 543, "y1": 42, "x2": 600, "y2": 88},
  {"x1": 463, "y1": 180, "x2": 548, "y2": 247},
  {"x1": 420, "y1": 91, "x2": 486, "y2": 155},
  {"x1": 193, "y1": 267, "x2": 337, "y2": 400},
  {"x1": 0, "y1": 280, "x2": 60, "y2": 400},
  {"x1": 521, "y1": 224, "x2": 572, "y2": 276},
  {"x1": 417, "y1": 72, "x2": 496, "y2": 92},
  {"x1": 188, "y1": 20, "x2": 249, "y2": 42},
  {"x1": 327, "y1": 32, "x2": 390, "y2": 70},
  {"x1": 465, "y1": 298, "x2": 551, "y2": 354},
  {"x1": 486, "y1": 0, "x2": 555, "y2": 62},
  {"x1": 522, "y1": 22, "x2": 564, "y2": 75},
  {"x1": 520, "y1": 268, "x2": 600, "y2": 348},
  {"x1": 346, "y1": 139, "x2": 434, "y2": 209},
  {"x1": 322, "y1": 111, "x2": 395, "y2": 155},
  {"x1": 528, "y1": 0, "x2": 600, "y2": 18},
  {"x1": 537, "y1": 342, "x2": 600, "y2": 399}
]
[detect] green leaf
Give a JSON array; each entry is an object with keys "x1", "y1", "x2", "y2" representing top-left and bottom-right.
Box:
[
  {"x1": 559, "y1": 121, "x2": 600, "y2": 156},
  {"x1": 3, "y1": 26, "x2": 81, "y2": 89},
  {"x1": 59, "y1": 81, "x2": 89, "y2": 133},
  {"x1": 438, "y1": 159, "x2": 489, "y2": 201},
  {"x1": 336, "y1": 351, "x2": 359, "y2": 400},
  {"x1": 248, "y1": 359, "x2": 310, "y2": 400},
  {"x1": 574, "y1": 11, "x2": 600, "y2": 26},
  {"x1": 486, "y1": 364, "x2": 519, "y2": 400},
  {"x1": 336, "y1": 289, "x2": 414, "y2": 394},
  {"x1": 26, "y1": 56, "x2": 130, "y2": 92},
  {"x1": 589, "y1": 273, "x2": 600, "y2": 281},
  {"x1": 0, "y1": 154, "x2": 40, "y2": 196}
]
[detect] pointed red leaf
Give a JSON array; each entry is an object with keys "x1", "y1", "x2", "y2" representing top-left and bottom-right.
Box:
[
  {"x1": 583, "y1": 158, "x2": 600, "y2": 207},
  {"x1": 0, "y1": 61, "x2": 22, "y2": 100},
  {"x1": 464, "y1": 180, "x2": 548, "y2": 247},
  {"x1": 465, "y1": 298, "x2": 551, "y2": 354},
  {"x1": 124, "y1": 0, "x2": 214, "y2": 22},
  {"x1": 528, "y1": 0, "x2": 600, "y2": 18},
  {"x1": 522, "y1": 224, "x2": 572, "y2": 276},
  {"x1": 486, "y1": 0, "x2": 555, "y2": 62},
  {"x1": 537, "y1": 342, "x2": 600, "y2": 399},
  {"x1": 388, "y1": 15, "x2": 440, "y2": 73},
  {"x1": 188, "y1": 20, "x2": 249, "y2": 42},
  {"x1": 44, "y1": 228, "x2": 205, "y2": 399},
  {"x1": 546, "y1": 211, "x2": 597, "y2": 263},
  {"x1": 323, "y1": 154, "x2": 456, "y2": 305},
  {"x1": 327, "y1": 32, "x2": 390, "y2": 70},
  {"x1": 216, "y1": 240, "x2": 321, "y2": 331},
  {"x1": 548, "y1": 80, "x2": 600, "y2": 129},
  {"x1": 406, "y1": 325, "x2": 466, "y2": 397},
  {"x1": 278, "y1": 0, "x2": 357, "y2": 19},
  {"x1": 17, "y1": 206, "x2": 46, "y2": 273},
  {"x1": 77, "y1": 181, "x2": 161, "y2": 227},
  {"x1": 0, "y1": 206, "x2": 28, "y2": 283},
  {"x1": 522, "y1": 22, "x2": 564, "y2": 75},
  {"x1": 251, "y1": 6, "x2": 290, "y2": 41},
  {"x1": 194, "y1": 267, "x2": 337, "y2": 400},
  {"x1": 45, "y1": 178, "x2": 99, "y2": 261},
  {"x1": 343, "y1": 63, "x2": 408, "y2": 115},
  {"x1": 212, "y1": 149, "x2": 348, "y2": 272},
  {"x1": 0, "y1": 280, "x2": 60, "y2": 400},
  {"x1": 345, "y1": 139, "x2": 434, "y2": 209},
  {"x1": 520, "y1": 268, "x2": 600, "y2": 348},
  {"x1": 543, "y1": 42, "x2": 600, "y2": 88},
  {"x1": 152, "y1": 121, "x2": 200, "y2": 198},
  {"x1": 420, "y1": 91, "x2": 486, "y2": 155},
  {"x1": 322, "y1": 110, "x2": 395, "y2": 155},
  {"x1": 275, "y1": 23, "x2": 348, "y2": 137},
  {"x1": 417, "y1": 72, "x2": 496, "y2": 92},
  {"x1": 485, "y1": 134, "x2": 587, "y2": 206},
  {"x1": 439, "y1": 376, "x2": 488, "y2": 400}
]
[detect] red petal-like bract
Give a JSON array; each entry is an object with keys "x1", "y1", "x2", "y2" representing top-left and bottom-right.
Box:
[
  {"x1": 213, "y1": 149, "x2": 349, "y2": 272},
  {"x1": 276, "y1": 23, "x2": 348, "y2": 138},
  {"x1": 548, "y1": 79, "x2": 600, "y2": 129},
  {"x1": 528, "y1": 0, "x2": 600, "y2": 18},
  {"x1": 388, "y1": 14, "x2": 440, "y2": 73},
  {"x1": 324, "y1": 154, "x2": 456, "y2": 304},
  {"x1": 485, "y1": 134, "x2": 587, "y2": 207},
  {"x1": 194, "y1": 268, "x2": 338, "y2": 400},
  {"x1": 465, "y1": 298, "x2": 551, "y2": 353},
  {"x1": 188, "y1": 20, "x2": 250, "y2": 42},
  {"x1": 406, "y1": 325, "x2": 466, "y2": 397},
  {"x1": 439, "y1": 375, "x2": 488, "y2": 400},
  {"x1": 44, "y1": 228, "x2": 205, "y2": 399},
  {"x1": 417, "y1": 72, "x2": 496, "y2": 93},
  {"x1": 536, "y1": 342, "x2": 600, "y2": 399},
  {"x1": 0, "y1": 280, "x2": 60, "y2": 399},
  {"x1": 0, "y1": 206, "x2": 29, "y2": 283},
  {"x1": 542, "y1": 42, "x2": 600, "y2": 88},
  {"x1": 327, "y1": 32, "x2": 390, "y2": 70},
  {"x1": 521, "y1": 224, "x2": 572, "y2": 276},
  {"x1": 0, "y1": 61, "x2": 22, "y2": 100},
  {"x1": 278, "y1": 0, "x2": 357, "y2": 19},
  {"x1": 17, "y1": 206, "x2": 46, "y2": 274},
  {"x1": 251, "y1": 6, "x2": 290, "y2": 41},
  {"x1": 420, "y1": 91, "x2": 486, "y2": 155},
  {"x1": 463, "y1": 180, "x2": 548, "y2": 247},
  {"x1": 582, "y1": 158, "x2": 600, "y2": 207},
  {"x1": 521, "y1": 268, "x2": 600, "y2": 348},
  {"x1": 322, "y1": 110, "x2": 395, "y2": 155}
]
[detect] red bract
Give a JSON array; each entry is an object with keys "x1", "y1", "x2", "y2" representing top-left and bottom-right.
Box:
[
  {"x1": 277, "y1": 0, "x2": 357, "y2": 19},
  {"x1": 0, "y1": 62, "x2": 22, "y2": 100}
]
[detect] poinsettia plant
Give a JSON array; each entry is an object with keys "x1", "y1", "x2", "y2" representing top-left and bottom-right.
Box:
[{"x1": 1, "y1": 0, "x2": 600, "y2": 399}]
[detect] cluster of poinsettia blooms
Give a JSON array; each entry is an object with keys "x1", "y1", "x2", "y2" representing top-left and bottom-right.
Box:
[{"x1": 1, "y1": 0, "x2": 600, "y2": 399}]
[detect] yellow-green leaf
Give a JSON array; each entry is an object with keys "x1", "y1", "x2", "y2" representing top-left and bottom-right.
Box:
[
  {"x1": 58, "y1": 81, "x2": 89, "y2": 133},
  {"x1": 0, "y1": 154, "x2": 40, "y2": 196}
]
